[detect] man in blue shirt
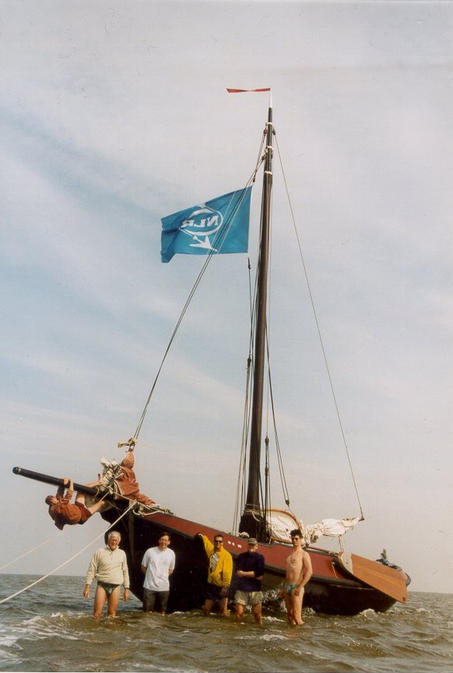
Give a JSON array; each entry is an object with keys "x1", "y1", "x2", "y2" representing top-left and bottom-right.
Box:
[{"x1": 234, "y1": 538, "x2": 265, "y2": 625}]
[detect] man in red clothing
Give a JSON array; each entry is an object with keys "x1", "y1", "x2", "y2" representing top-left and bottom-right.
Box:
[
  {"x1": 114, "y1": 449, "x2": 155, "y2": 507},
  {"x1": 45, "y1": 478, "x2": 105, "y2": 530}
]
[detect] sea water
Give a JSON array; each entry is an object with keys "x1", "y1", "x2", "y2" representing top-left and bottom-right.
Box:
[{"x1": 0, "y1": 575, "x2": 451, "y2": 672}]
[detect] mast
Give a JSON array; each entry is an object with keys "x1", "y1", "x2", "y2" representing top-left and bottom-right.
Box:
[{"x1": 239, "y1": 105, "x2": 273, "y2": 539}]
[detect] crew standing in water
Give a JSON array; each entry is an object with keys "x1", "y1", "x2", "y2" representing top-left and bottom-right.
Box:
[
  {"x1": 282, "y1": 528, "x2": 313, "y2": 625},
  {"x1": 197, "y1": 533, "x2": 232, "y2": 617},
  {"x1": 141, "y1": 532, "x2": 175, "y2": 615},
  {"x1": 83, "y1": 531, "x2": 130, "y2": 619}
]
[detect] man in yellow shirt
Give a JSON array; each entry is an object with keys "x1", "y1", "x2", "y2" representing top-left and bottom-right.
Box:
[{"x1": 197, "y1": 533, "x2": 233, "y2": 616}]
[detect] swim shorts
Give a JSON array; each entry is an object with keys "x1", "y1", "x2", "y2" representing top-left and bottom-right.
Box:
[
  {"x1": 284, "y1": 583, "x2": 304, "y2": 596},
  {"x1": 205, "y1": 583, "x2": 226, "y2": 602},
  {"x1": 97, "y1": 581, "x2": 120, "y2": 596}
]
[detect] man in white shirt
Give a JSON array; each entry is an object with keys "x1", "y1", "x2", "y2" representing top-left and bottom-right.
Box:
[{"x1": 141, "y1": 531, "x2": 175, "y2": 615}]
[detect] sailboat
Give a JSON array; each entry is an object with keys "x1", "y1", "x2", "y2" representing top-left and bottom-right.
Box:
[{"x1": 14, "y1": 94, "x2": 410, "y2": 616}]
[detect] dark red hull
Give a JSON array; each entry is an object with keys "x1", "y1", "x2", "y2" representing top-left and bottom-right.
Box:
[{"x1": 101, "y1": 507, "x2": 408, "y2": 616}]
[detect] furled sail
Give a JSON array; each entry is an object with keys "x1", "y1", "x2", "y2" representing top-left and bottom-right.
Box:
[
  {"x1": 267, "y1": 509, "x2": 361, "y2": 545},
  {"x1": 304, "y1": 517, "x2": 361, "y2": 544}
]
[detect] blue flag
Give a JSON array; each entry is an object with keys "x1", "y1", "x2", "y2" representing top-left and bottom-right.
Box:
[{"x1": 161, "y1": 187, "x2": 252, "y2": 263}]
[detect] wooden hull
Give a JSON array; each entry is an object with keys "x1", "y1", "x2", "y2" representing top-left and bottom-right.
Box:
[{"x1": 101, "y1": 506, "x2": 409, "y2": 616}]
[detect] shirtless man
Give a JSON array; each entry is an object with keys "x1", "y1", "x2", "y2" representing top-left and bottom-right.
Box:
[{"x1": 282, "y1": 528, "x2": 313, "y2": 625}]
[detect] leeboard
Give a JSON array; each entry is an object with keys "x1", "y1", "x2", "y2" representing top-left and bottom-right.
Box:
[{"x1": 338, "y1": 552, "x2": 408, "y2": 603}]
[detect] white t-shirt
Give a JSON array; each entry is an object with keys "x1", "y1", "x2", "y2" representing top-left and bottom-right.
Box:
[{"x1": 141, "y1": 546, "x2": 175, "y2": 591}]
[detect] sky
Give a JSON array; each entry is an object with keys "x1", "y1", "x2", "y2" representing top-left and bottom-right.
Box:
[{"x1": 1, "y1": 0, "x2": 452, "y2": 596}]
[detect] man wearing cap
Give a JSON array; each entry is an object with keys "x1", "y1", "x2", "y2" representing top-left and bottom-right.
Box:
[{"x1": 234, "y1": 537, "x2": 265, "y2": 625}]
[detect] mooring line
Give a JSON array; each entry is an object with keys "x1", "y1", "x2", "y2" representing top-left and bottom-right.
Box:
[
  {"x1": 0, "y1": 503, "x2": 135, "y2": 605},
  {"x1": 0, "y1": 536, "x2": 57, "y2": 572}
]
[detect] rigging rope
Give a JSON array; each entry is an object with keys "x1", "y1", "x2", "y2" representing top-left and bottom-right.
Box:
[
  {"x1": 0, "y1": 502, "x2": 135, "y2": 606},
  {"x1": 233, "y1": 258, "x2": 255, "y2": 534},
  {"x1": 274, "y1": 132, "x2": 364, "y2": 520},
  {"x1": 234, "y1": 202, "x2": 266, "y2": 531},
  {"x1": 133, "y1": 130, "x2": 267, "y2": 443},
  {"x1": 0, "y1": 536, "x2": 56, "y2": 572},
  {"x1": 264, "y1": 435, "x2": 271, "y2": 532},
  {"x1": 265, "y1": 332, "x2": 291, "y2": 507},
  {"x1": 232, "y1": 354, "x2": 251, "y2": 534}
]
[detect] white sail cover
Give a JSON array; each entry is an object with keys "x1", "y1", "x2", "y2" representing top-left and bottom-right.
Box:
[
  {"x1": 267, "y1": 510, "x2": 361, "y2": 545},
  {"x1": 304, "y1": 517, "x2": 361, "y2": 543},
  {"x1": 266, "y1": 510, "x2": 303, "y2": 543}
]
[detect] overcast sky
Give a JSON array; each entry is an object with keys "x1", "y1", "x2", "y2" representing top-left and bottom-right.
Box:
[{"x1": 1, "y1": 0, "x2": 452, "y2": 596}]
